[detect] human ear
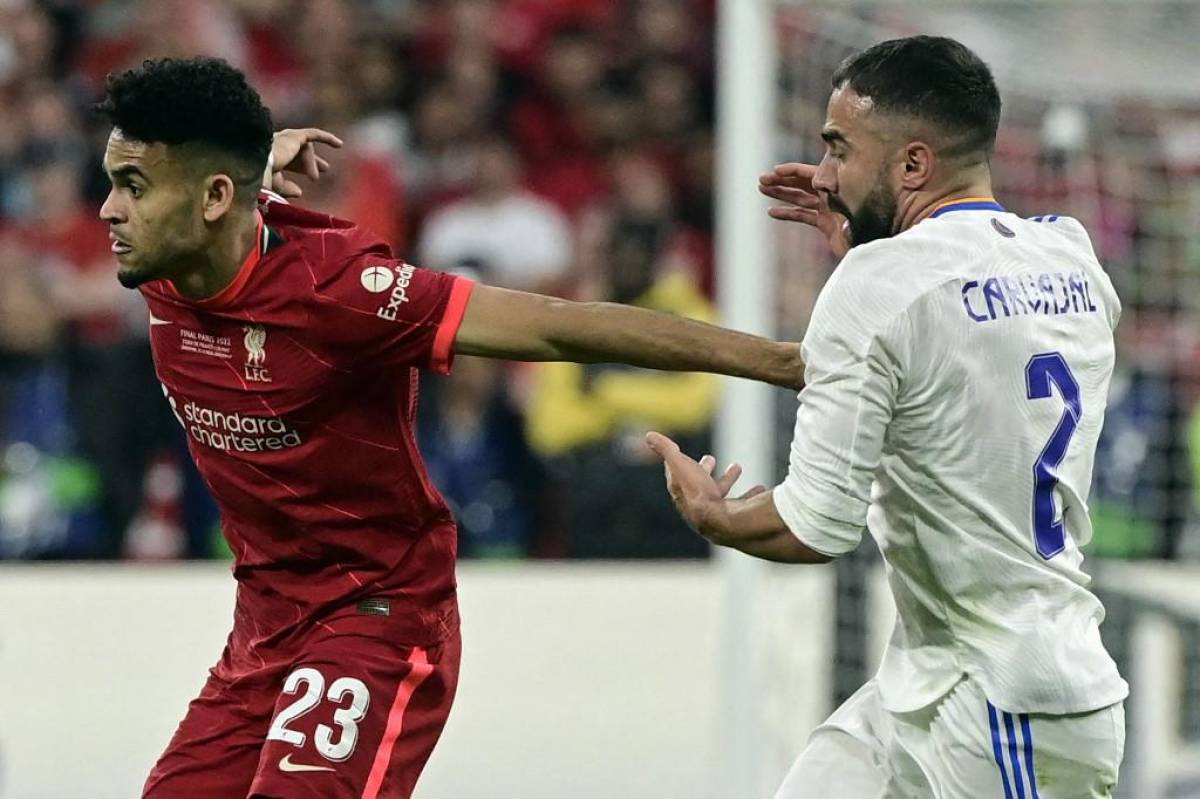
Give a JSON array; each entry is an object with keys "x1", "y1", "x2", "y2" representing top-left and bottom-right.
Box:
[
  {"x1": 900, "y1": 141, "x2": 935, "y2": 190},
  {"x1": 202, "y1": 174, "x2": 237, "y2": 222}
]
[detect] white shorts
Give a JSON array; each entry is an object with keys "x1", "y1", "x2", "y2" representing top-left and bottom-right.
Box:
[{"x1": 775, "y1": 677, "x2": 1125, "y2": 799}]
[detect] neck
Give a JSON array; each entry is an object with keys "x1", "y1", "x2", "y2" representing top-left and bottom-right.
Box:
[
  {"x1": 893, "y1": 168, "x2": 995, "y2": 234},
  {"x1": 171, "y1": 209, "x2": 260, "y2": 301}
]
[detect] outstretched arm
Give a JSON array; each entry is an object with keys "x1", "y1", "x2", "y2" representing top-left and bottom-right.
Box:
[{"x1": 452, "y1": 283, "x2": 804, "y2": 391}]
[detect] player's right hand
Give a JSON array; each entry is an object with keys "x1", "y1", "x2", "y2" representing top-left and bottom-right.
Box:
[
  {"x1": 759, "y1": 162, "x2": 851, "y2": 258},
  {"x1": 645, "y1": 431, "x2": 742, "y2": 542}
]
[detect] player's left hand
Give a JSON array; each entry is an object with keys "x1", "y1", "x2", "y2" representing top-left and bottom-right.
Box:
[
  {"x1": 645, "y1": 431, "x2": 767, "y2": 542},
  {"x1": 268, "y1": 128, "x2": 344, "y2": 198}
]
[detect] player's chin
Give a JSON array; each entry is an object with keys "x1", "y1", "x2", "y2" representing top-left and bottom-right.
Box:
[{"x1": 116, "y1": 261, "x2": 154, "y2": 289}]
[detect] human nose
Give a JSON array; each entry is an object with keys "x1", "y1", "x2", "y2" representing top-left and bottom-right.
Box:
[
  {"x1": 99, "y1": 189, "x2": 125, "y2": 225},
  {"x1": 812, "y1": 153, "x2": 837, "y2": 195}
]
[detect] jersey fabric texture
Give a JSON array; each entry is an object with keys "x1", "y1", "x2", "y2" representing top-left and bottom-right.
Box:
[
  {"x1": 773, "y1": 201, "x2": 1128, "y2": 717},
  {"x1": 140, "y1": 192, "x2": 472, "y2": 639},
  {"x1": 139, "y1": 191, "x2": 472, "y2": 797},
  {"x1": 776, "y1": 676, "x2": 1124, "y2": 799},
  {"x1": 143, "y1": 616, "x2": 461, "y2": 799}
]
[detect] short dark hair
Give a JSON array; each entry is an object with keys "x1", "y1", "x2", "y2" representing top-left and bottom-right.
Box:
[
  {"x1": 832, "y1": 36, "x2": 1001, "y2": 159},
  {"x1": 95, "y1": 57, "x2": 273, "y2": 176}
]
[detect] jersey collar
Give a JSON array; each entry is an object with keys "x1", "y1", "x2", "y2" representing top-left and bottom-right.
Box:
[{"x1": 929, "y1": 196, "x2": 1006, "y2": 218}]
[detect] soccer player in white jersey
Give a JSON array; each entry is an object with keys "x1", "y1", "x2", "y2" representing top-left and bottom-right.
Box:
[{"x1": 646, "y1": 35, "x2": 1128, "y2": 798}]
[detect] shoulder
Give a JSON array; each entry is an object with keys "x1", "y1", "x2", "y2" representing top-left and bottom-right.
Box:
[
  {"x1": 1025, "y1": 213, "x2": 1098, "y2": 258},
  {"x1": 838, "y1": 219, "x2": 980, "y2": 283},
  {"x1": 1027, "y1": 213, "x2": 1119, "y2": 324},
  {"x1": 260, "y1": 196, "x2": 396, "y2": 290},
  {"x1": 814, "y1": 231, "x2": 953, "y2": 327}
]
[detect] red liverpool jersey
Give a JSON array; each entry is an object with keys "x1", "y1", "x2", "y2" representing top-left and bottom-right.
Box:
[{"x1": 140, "y1": 192, "x2": 473, "y2": 641}]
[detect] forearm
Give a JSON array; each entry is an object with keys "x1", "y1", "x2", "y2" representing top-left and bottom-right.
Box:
[
  {"x1": 699, "y1": 491, "x2": 831, "y2": 564},
  {"x1": 454, "y1": 286, "x2": 804, "y2": 390},
  {"x1": 539, "y1": 298, "x2": 805, "y2": 389},
  {"x1": 556, "y1": 300, "x2": 785, "y2": 372}
]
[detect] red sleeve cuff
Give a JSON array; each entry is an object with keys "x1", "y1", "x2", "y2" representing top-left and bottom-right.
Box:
[{"x1": 430, "y1": 277, "x2": 475, "y2": 375}]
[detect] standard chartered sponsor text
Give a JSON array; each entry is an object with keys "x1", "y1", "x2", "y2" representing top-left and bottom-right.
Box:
[{"x1": 183, "y1": 400, "x2": 302, "y2": 452}]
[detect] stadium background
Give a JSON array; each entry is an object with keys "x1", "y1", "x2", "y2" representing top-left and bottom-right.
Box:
[{"x1": 0, "y1": 1, "x2": 1196, "y2": 797}]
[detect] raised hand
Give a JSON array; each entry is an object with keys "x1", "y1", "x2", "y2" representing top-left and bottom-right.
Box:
[
  {"x1": 758, "y1": 162, "x2": 851, "y2": 258},
  {"x1": 267, "y1": 128, "x2": 344, "y2": 198}
]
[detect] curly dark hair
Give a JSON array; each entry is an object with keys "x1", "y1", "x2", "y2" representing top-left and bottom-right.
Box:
[
  {"x1": 833, "y1": 36, "x2": 1001, "y2": 161},
  {"x1": 95, "y1": 56, "x2": 273, "y2": 174}
]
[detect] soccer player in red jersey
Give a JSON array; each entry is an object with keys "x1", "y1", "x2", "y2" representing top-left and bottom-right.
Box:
[{"x1": 97, "y1": 57, "x2": 800, "y2": 799}]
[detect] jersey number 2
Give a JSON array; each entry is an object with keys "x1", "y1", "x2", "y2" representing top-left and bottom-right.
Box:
[{"x1": 1025, "y1": 352, "x2": 1081, "y2": 559}]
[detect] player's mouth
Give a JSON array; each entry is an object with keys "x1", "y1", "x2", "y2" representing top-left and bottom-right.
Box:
[
  {"x1": 110, "y1": 233, "x2": 133, "y2": 255},
  {"x1": 825, "y1": 193, "x2": 853, "y2": 222}
]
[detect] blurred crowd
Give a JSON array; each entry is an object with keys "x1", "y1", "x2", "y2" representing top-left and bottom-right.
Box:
[
  {"x1": 0, "y1": 0, "x2": 721, "y2": 561},
  {"x1": 0, "y1": 0, "x2": 1195, "y2": 562}
]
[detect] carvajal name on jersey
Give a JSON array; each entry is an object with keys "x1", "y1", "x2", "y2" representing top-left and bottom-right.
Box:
[{"x1": 961, "y1": 269, "x2": 1097, "y2": 323}]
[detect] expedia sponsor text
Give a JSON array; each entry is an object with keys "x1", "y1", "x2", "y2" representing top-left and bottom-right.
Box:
[{"x1": 376, "y1": 264, "x2": 416, "y2": 321}]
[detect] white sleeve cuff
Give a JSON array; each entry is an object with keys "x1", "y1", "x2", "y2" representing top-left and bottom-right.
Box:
[
  {"x1": 259, "y1": 188, "x2": 289, "y2": 206},
  {"x1": 772, "y1": 483, "x2": 865, "y2": 558}
]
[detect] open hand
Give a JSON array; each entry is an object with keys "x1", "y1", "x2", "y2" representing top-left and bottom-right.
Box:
[
  {"x1": 644, "y1": 431, "x2": 767, "y2": 541},
  {"x1": 268, "y1": 128, "x2": 344, "y2": 198},
  {"x1": 759, "y1": 162, "x2": 850, "y2": 258}
]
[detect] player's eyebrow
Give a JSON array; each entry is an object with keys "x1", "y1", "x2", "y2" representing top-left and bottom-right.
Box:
[
  {"x1": 107, "y1": 164, "x2": 151, "y2": 182},
  {"x1": 821, "y1": 128, "x2": 848, "y2": 147}
]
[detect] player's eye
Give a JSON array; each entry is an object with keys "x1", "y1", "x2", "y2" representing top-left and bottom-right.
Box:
[{"x1": 128, "y1": 184, "x2": 144, "y2": 198}]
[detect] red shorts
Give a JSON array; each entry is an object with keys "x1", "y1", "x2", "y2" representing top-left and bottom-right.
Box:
[{"x1": 144, "y1": 598, "x2": 461, "y2": 799}]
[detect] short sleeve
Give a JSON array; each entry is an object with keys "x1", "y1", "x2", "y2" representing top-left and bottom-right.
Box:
[
  {"x1": 773, "y1": 248, "x2": 909, "y2": 556},
  {"x1": 310, "y1": 251, "x2": 474, "y2": 374}
]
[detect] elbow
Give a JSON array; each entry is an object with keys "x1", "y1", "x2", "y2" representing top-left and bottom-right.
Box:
[
  {"x1": 786, "y1": 545, "x2": 834, "y2": 564},
  {"x1": 769, "y1": 530, "x2": 835, "y2": 563},
  {"x1": 778, "y1": 343, "x2": 806, "y2": 391}
]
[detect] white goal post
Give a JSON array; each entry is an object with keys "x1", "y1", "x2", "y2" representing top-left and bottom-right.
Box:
[{"x1": 714, "y1": 0, "x2": 779, "y2": 796}]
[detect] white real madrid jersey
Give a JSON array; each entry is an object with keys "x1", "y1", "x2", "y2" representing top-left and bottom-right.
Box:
[{"x1": 773, "y1": 198, "x2": 1129, "y2": 715}]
